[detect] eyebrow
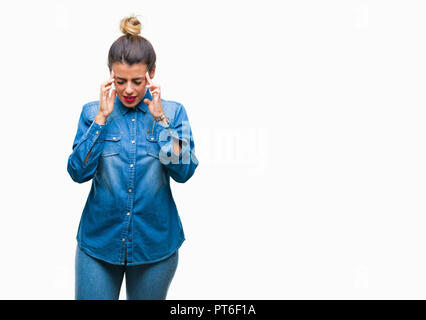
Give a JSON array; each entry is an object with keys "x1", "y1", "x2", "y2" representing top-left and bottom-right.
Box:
[{"x1": 115, "y1": 76, "x2": 144, "y2": 81}]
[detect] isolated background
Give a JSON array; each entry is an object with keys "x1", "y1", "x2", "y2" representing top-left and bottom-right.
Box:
[{"x1": 0, "y1": 0, "x2": 425, "y2": 299}]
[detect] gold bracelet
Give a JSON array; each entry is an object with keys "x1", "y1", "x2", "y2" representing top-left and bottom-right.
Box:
[
  {"x1": 154, "y1": 113, "x2": 166, "y2": 122},
  {"x1": 155, "y1": 113, "x2": 170, "y2": 127}
]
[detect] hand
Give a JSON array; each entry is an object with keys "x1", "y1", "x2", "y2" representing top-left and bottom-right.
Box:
[
  {"x1": 143, "y1": 71, "x2": 164, "y2": 118},
  {"x1": 98, "y1": 70, "x2": 116, "y2": 121}
]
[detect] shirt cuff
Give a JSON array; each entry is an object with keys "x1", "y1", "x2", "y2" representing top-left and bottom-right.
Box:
[{"x1": 85, "y1": 120, "x2": 106, "y2": 143}]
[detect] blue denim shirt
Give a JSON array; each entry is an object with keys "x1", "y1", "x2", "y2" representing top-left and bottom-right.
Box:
[{"x1": 67, "y1": 89, "x2": 199, "y2": 265}]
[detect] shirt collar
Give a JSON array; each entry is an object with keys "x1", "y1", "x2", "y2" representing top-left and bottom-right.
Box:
[{"x1": 116, "y1": 89, "x2": 152, "y2": 115}]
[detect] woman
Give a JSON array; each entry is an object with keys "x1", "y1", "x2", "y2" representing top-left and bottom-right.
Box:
[{"x1": 67, "y1": 15, "x2": 199, "y2": 300}]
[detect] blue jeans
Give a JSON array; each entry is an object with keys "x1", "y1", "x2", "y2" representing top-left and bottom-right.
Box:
[{"x1": 75, "y1": 244, "x2": 179, "y2": 300}]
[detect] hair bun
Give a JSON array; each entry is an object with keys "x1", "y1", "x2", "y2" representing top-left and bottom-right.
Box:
[{"x1": 120, "y1": 15, "x2": 142, "y2": 36}]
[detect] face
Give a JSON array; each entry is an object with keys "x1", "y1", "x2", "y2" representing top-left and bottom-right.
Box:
[{"x1": 111, "y1": 62, "x2": 155, "y2": 107}]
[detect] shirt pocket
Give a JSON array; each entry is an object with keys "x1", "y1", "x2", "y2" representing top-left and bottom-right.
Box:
[
  {"x1": 101, "y1": 134, "x2": 121, "y2": 157},
  {"x1": 146, "y1": 136, "x2": 160, "y2": 159},
  {"x1": 146, "y1": 124, "x2": 160, "y2": 159}
]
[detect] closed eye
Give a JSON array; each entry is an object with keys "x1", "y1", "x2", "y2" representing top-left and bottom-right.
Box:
[{"x1": 117, "y1": 81, "x2": 142, "y2": 85}]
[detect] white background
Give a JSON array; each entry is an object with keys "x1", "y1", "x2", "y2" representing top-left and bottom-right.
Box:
[{"x1": 0, "y1": 0, "x2": 425, "y2": 299}]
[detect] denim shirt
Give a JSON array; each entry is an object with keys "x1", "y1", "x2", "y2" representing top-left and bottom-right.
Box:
[{"x1": 67, "y1": 89, "x2": 199, "y2": 265}]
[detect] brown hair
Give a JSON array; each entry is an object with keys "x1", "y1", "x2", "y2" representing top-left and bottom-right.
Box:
[{"x1": 107, "y1": 15, "x2": 156, "y2": 73}]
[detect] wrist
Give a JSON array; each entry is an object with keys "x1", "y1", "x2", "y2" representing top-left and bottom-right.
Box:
[
  {"x1": 95, "y1": 113, "x2": 108, "y2": 125},
  {"x1": 159, "y1": 119, "x2": 170, "y2": 127},
  {"x1": 155, "y1": 113, "x2": 170, "y2": 127}
]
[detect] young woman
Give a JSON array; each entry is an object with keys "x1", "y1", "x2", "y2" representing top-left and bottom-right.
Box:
[{"x1": 67, "y1": 15, "x2": 199, "y2": 300}]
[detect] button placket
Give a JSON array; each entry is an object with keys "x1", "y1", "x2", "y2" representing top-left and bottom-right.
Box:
[{"x1": 120, "y1": 112, "x2": 138, "y2": 265}]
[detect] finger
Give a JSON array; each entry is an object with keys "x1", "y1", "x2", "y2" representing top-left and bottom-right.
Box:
[
  {"x1": 145, "y1": 71, "x2": 153, "y2": 85},
  {"x1": 144, "y1": 98, "x2": 151, "y2": 105},
  {"x1": 145, "y1": 83, "x2": 160, "y2": 89},
  {"x1": 102, "y1": 79, "x2": 114, "y2": 88},
  {"x1": 102, "y1": 86, "x2": 112, "y2": 96},
  {"x1": 151, "y1": 89, "x2": 160, "y2": 96},
  {"x1": 108, "y1": 88, "x2": 116, "y2": 99}
]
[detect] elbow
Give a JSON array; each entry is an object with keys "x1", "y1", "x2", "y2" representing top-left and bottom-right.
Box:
[
  {"x1": 68, "y1": 170, "x2": 92, "y2": 184},
  {"x1": 67, "y1": 158, "x2": 92, "y2": 184},
  {"x1": 171, "y1": 161, "x2": 199, "y2": 184},
  {"x1": 67, "y1": 164, "x2": 84, "y2": 184},
  {"x1": 69, "y1": 174, "x2": 90, "y2": 184},
  {"x1": 172, "y1": 174, "x2": 191, "y2": 184}
]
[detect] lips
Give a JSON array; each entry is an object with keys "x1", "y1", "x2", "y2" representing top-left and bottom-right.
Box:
[{"x1": 124, "y1": 96, "x2": 137, "y2": 103}]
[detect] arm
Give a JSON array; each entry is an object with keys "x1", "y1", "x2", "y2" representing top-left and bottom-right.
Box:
[
  {"x1": 67, "y1": 104, "x2": 106, "y2": 183},
  {"x1": 157, "y1": 104, "x2": 199, "y2": 183}
]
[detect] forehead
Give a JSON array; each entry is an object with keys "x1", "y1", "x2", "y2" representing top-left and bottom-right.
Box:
[{"x1": 113, "y1": 62, "x2": 147, "y2": 79}]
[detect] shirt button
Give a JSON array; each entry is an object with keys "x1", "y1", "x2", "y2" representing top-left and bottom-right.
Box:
[
  {"x1": 113, "y1": 137, "x2": 117, "y2": 140},
  {"x1": 128, "y1": 189, "x2": 132, "y2": 193},
  {"x1": 95, "y1": 131, "x2": 99, "y2": 135},
  {"x1": 132, "y1": 119, "x2": 135, "y2": 122},
  {"x1": 131, "y1": 140, "x2": 135, "y2": 144},
  {"x1": 130, "y1": 164, "x2": 134, "y2": 168},
  {"x1": 150, "y1": 137, "x2": 154, "y2": 141},
  {"x1": 127, "y1": 212, "x2": 131, "y2": 216},
  {"x1": 122, "y1": 238, "x2": 126, "y2": 242}
]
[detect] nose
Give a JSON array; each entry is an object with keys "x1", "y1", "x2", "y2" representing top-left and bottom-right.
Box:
[{"x1": 124, "y1": 83, "x2": 134, "y2": 95}]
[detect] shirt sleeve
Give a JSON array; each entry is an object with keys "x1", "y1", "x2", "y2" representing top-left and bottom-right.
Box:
[
  {"x1": 156, "y1": 103, "x2": 199, "y2": 183},
  {"x1": 67, "y1": 104, "x2": 106, "y2": 183}
]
